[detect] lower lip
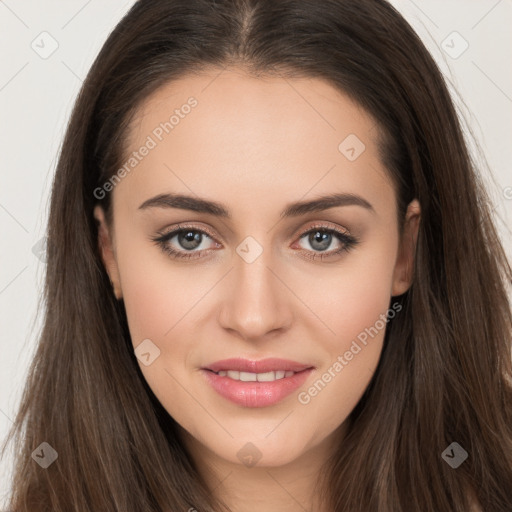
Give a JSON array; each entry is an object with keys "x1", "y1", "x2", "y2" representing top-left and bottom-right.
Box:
[{"x1": 201, "y1": 368, "x2": 314, "y2": 408}]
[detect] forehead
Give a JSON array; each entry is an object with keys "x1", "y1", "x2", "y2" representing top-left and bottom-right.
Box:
[{"x1": 117, "y1": 67, "x2": 394, "y2": 216}]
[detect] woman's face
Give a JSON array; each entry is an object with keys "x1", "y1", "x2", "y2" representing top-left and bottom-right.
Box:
[{"x1": 94, "y1": 67, "x2": 420, "y2": 469}]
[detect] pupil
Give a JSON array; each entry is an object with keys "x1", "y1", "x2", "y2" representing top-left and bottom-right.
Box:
[
  {"x1": 309, "y1": 231, "x2": 331, "y2": 251},
  {"x1": 179, "y1": 231, "x2": 202, "y2": 250}
]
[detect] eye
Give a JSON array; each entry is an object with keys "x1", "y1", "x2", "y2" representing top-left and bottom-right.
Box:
[
  {"x1": 292, "y1": 223, "x2": 359, "y2": 261},
  {"x1": 151, "y1": 222, "x2": 359, "y2": 262},
  {"x1": 151, "y1": 224, "x2": 221, "y2": 260}
]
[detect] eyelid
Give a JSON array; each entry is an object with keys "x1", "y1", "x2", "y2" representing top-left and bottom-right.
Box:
[
  {"x1": 156, "y1": 222, "x2": 221, "y2": 243},
  {"x1": 155, "y1": 220, "x2": 352, "y2": 245},
  {"x1": 294, "y1": 221, "x2": 352, "y2": 239}
]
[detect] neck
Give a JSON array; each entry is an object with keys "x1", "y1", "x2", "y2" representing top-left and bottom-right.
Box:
[{"x1": 178, "y1": 422, "x2": 348, "y2": 512}]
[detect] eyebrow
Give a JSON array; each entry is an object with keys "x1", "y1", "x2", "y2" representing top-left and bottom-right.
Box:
[{"x1": 138, "y1": 192, "x2": 376, "y2": 218}]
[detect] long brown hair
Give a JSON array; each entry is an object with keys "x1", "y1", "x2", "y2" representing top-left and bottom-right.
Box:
[{"x1": 2, "y1": 0, "x2": 512, "y2": 510}]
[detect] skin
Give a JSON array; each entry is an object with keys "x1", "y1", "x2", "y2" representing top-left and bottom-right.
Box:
[{"x1": 94, "y1": 67, "x2": 420, "y2": 512}]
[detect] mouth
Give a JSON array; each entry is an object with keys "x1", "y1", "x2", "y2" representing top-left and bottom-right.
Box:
[{"x1": 200, "y1": 358, "x2": 315, "y2": 408}]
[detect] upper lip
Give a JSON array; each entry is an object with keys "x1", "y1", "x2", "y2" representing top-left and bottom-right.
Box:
[{"x1": 203, "y1": 357, "x2": 314, "y2": 374}]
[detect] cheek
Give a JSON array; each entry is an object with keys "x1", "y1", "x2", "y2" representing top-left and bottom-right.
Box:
[
  {"x1": 291, "y1": 238, "x2": 397, "y2": 424},
  {"x1": 119, "y1": 265, "x2": 176, "y2": 346},
  {"x1": 293, "y1": 232, "x2": 398, "y2": 348},
  {"x1": 115, "y1": 233, "x2": 207, "y2": 345},
  {"x1": 115, "y1": 246, "x2": 204, "y2": 423},
  {"x1": 330, "y1": 268, "x2": 394, "y2": 344}
]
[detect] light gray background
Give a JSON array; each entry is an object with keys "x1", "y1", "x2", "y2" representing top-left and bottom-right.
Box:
[{"x1": 1, "y1": 0, "x2": 511, "y2": 504}]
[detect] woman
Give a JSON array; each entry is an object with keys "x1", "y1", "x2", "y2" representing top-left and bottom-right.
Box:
[{"x1": 2, "y1": 0, "x2": 511, "y2": 510}]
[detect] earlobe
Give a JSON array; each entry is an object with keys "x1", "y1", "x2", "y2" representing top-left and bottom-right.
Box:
[
  {"x1": 93, "y1": 205, "x2": 123, "y2": 300},
  {"x1": 391, "y1": 199, "x2": 421, "y2": 297}
]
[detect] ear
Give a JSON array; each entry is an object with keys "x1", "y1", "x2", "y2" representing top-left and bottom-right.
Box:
[
  {"x1": 93, "y1": 205, "x2": 123, "y2": 300},
  {"x1": 391, "y1": 198, "x2": 421, "y2": 297}
]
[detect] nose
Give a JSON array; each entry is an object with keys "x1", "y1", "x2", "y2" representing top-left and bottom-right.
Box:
[{"x1": 217, "y1": 248, "x2": 293, "y2": 341}]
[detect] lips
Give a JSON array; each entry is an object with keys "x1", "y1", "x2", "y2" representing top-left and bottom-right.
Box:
[{"x1": 201, "y1": 357, "x2": 315, "y2": 407}]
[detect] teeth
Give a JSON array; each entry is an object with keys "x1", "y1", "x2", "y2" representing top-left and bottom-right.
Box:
[
  {"x1": 256, "y1": 371, "x2": 277, "y2": 382},
  {"x1": 215, "y1": 370, "x2": 297, "y2": 381},
  {"x1": 239, "y1": 371, "x2": 257, "y2": 382}
]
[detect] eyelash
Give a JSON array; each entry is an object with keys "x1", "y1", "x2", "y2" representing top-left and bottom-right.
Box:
[{"x1": 150, "y1": 222, "x2": 359, "y2": 262}]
